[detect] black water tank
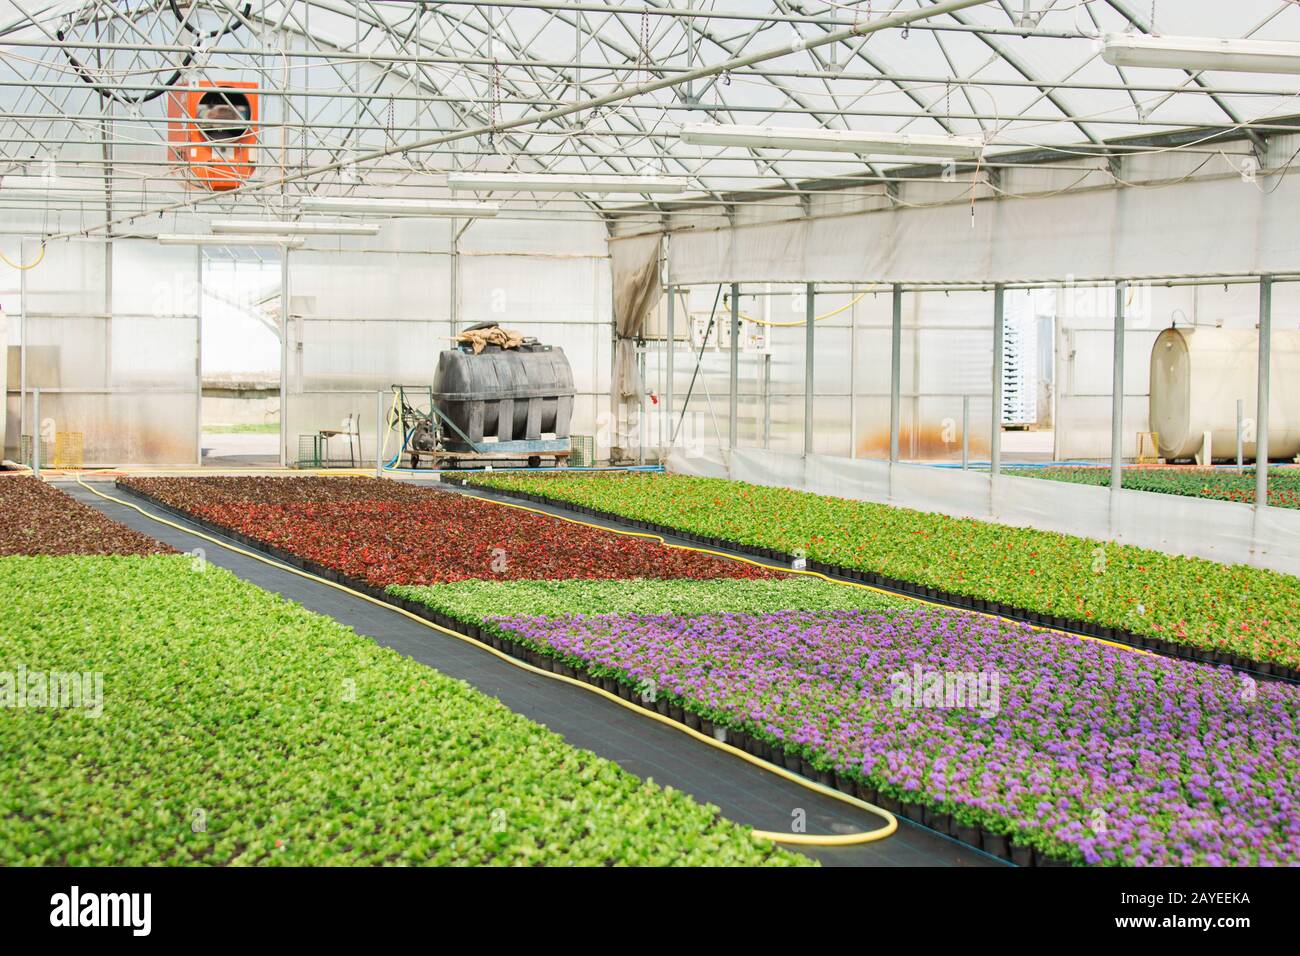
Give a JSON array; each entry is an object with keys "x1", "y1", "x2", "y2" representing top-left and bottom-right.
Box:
[{"x1": 431, "y1": 342, "x2": 575, "y2": 450}]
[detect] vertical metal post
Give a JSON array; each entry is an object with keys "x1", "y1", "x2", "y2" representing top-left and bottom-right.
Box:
[
  {"x1": 1236, "y1": 398, "x2": 1245, "y2": 474},
  {"x1": 1256, "y1": 276, "x2": 1273, "y2": 515},
  {"x1": 18, "y1": 243, "x2": 27, "y2": 448},
  {"x1": 637, "y1": 346, "x2": 646, "y2": 465},
  {"x1": 728, "y1": 283, "x2": 739, "y2": 449},
  {"x1": 849, "y1": 290, "x2": 858, "y2": 458},
  {"x1": 665, "y1": 285, "x2": 674, "y2": 456},
  {"x1": 804, "y1": 282, "x2": 815, "y2": 456},
  {"x1": 375, "y1": 389, "x2": 385, "y2": 478},
  {"x1": 31, "y1": 387, "x2": 40, "y2": 477},
  {"x1": 991, "y1": 284, "x2": 1005, "y2": 475},
  {"x1": 1111, "y1": 282, "x2": 1126, "y2": 494},
  {"x1": 962, "y1": 394, "x2": 970, "y2": 471},
  {"x1": 763, "y1": 354, "x2": 772, "y2": 448},
  {"x1": 449, "y1": 218, "x2": 460, "y2": 338},
  {"x1": 280, "y1": 249, "x2": 291, "y2": 467},
  {"x1": 889, "y1": 284, "x2": 902, "y2": 463},
  {"x1": 195, "y1": 246, "x2": 203, "y2": 466}
]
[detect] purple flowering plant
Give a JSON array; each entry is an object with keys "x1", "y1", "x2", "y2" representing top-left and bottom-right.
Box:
[{"x1": 492, "y1": 607, "x2": 1300, "y2": 866}]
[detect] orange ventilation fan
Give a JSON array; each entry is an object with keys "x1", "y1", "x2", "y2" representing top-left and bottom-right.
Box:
[{"x1": 167, "y1": 81, "x2": 257, "y2": 191}]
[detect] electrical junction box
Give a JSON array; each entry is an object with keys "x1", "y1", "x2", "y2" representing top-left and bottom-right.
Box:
[
  {"x1": 742, "y1": 319, "x2": 771, "y2": 355},
  {"x1": 690, "y1": 314, "x2": 718, "y2": 351}
]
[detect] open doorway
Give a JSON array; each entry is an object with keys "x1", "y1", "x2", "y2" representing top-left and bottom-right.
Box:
[
  {"x1": 999, "y1": 288, "x2": 1057, "y2": 464},
  {"x1": 200, "y1": 249, "x2": 282, "y2": 468}
]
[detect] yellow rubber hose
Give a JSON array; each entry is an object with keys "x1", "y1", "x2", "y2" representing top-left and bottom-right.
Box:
[
  {"x1": 72, "y1": 475, "x2": 898, "y2": 849},
  {"x1": 0, "y1": 243, "x2": 46, "y2": 271}
]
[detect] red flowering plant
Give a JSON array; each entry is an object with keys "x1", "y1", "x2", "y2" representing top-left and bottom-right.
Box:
[{"x1": 119, "y1": 476, "x2": 780, "y2": 587}]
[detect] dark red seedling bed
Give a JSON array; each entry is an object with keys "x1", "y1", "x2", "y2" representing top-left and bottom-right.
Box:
[
  {"x1": 0, "y1": 477, "x2": 173, "y2": 557},
  {"x1": 121, "y1": 476, "x2": 781, "y2": 587}
]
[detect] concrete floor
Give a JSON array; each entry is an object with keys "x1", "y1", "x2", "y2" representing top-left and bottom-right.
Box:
[{"x1": 200, "y1": 431, "x2": 279, "y2": 468}]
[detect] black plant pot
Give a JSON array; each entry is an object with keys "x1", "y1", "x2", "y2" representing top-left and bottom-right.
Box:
[
  {"x1": 855, "y1": 782, "x2": 878, "y2": 804},
  {"x1": 880, "y1": 795, "x2": 901, "y2": 814},
  {"x1": 783, "y1": 751, "x2": 802, "y2": 772},
  {"x1": 834, "y1": 773, "x2": 856, "y2": 796},
  {"x1": 956, "y1": 824, "x2": 980, "y2": 847},
  {"x1": 923, "y1": 808, "x2": 952, "y2": 835},
  {"x1": 669, "y1": 704, "x2": 684, "y2": 723},
  {"x1": 982, "y1": 832, "x2": 1010, "y2": 860},
  {"x1": 685, "y1": 713, "x2": 701, "y2": 731},
  {"x1": 900, "y1": 801, "x2": 924, "y2": 823},
  {"x1": 1011, "y1": 844, "x2": 1034, "y2": 867}
]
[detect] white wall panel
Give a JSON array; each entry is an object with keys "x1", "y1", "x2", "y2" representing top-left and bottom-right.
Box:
[{"x1": 668, "y1": 168, "x2": 1300, "y2": 286}]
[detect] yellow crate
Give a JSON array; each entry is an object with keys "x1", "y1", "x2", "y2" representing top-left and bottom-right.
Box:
[{"x1": 52, "y1": 432, "x2": 84, "y2": 469}]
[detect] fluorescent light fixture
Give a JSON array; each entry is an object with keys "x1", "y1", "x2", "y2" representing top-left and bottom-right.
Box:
[
  {"x1": 678, "y1": 123, "x2": 987, "y2": 160},
  {"x1": 446, "y1": 171, "x2": 690, "y2": 193},
  {"x1": 298, "y1": 196, "x2": 499, "y2": 217},
  {"x1": 1101, "y1": 33, "x2": 1300, "y2": 74},
  {"x1": 156, "y1": 233, "x2": 306, "y2": 247},
  {"x1": 210, "y1": 219, "x2": 380, "y2": 236},
  {"x1": 0, "y1": 174, "x2": 104, "y2": 200}
]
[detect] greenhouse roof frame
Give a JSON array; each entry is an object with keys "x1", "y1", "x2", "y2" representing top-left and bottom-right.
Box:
[{"x1": 1, "y1": 1, "x2": 1299, "y2": 235}]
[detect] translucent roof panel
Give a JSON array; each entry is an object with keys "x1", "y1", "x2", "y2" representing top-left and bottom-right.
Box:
[{"x1": 0, "y1": 0, "x2": 1297, "y2": 229}]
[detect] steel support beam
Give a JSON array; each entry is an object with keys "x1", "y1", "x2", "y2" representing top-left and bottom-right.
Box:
[
  {"x1": 889, "y1": 284, "x2": 902, "y2": 463},
  {"x1": 804, "y1": 282, "x2": 815, "y2": 456},
  {"x1": 991, "y1": 284, "x2": 1005, "y2": 475},
  {"x1": 728, "y1": 283, "x2": 739, "y2": 450},
  {"x1": 1111, "y1": 282, "x2": 1127, "y2": 493},
  {"x1": 1256, "y1": 276, "x2": 1273, "y2": 520},
  {"x1": 665, "y1": 284, "x2": 674, "y2": 458}
]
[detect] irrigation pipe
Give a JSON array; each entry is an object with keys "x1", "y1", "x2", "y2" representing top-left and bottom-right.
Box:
[
  {"x1": 697, "y1": 289, "x2": 872, "y2": 328},
  {"x1": 0, "y1": 243, "x2": 45, "y2": 271},
  {"x1": 70, "y1": 475, "x2": 899, "y2": 850}
]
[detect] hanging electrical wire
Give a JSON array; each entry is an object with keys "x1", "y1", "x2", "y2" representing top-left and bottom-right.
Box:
[{"x1": 54, "y1": 0, "x2": 253, "y2": 106}]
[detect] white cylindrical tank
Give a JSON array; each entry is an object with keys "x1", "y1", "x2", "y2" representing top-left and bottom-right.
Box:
[{"x1": 1149, "y1": 326, "x2": 1300, "y2": 461}]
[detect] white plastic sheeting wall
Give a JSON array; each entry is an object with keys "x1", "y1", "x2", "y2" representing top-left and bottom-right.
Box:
[
  {"x1": 458, "y1": 219, "x2": 612, "y2": 459},
  {"x1": 282, "y1": 218, "x2": 611, "y2": 466},
  {"x1": 5, "y1": 238, "x2": 201, "y2": 465},
  {"x1": 669, "y1": 446, "x2": 1300, "y2": 577},
  {"x1": 665, "y1": 158, "x2": 1300, "y2": 287},
  {"x1": 645, "y1": 277, "x2": 1299, "y2": 466},
  {"x1": 644, "y1": 285, "x2": 1001, "y2": 464},
  {"x1": 1053, "y1": 282, "x2": 1300, "y2": 459}
]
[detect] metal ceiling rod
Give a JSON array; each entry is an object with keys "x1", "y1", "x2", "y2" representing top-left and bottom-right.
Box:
[{"x1": 50, "y1": 0, "x2": 993, "y2": 239}]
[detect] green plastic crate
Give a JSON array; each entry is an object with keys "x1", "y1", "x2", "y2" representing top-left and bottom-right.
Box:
[{"x1": 569, "y1": 434, "x2": 595, "y2": 468}]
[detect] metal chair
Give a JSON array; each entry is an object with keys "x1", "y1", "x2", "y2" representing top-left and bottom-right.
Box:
[{"x1": 318, "y1": 413, "x2": 359, "y2": 467}]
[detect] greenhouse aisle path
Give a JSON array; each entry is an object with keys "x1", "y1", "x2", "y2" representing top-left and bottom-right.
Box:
[{"x1": 64, "y1": 481, "x2": 1001, "y2": 868}]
